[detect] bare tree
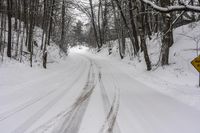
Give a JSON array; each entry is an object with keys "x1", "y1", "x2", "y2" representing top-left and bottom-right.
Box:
[
  {"x1": 7, "y1": 0, "x2": 12, "y2": 58},
  {"x1": 89, "y1": 0, "x2": 101, "y2": 51}
]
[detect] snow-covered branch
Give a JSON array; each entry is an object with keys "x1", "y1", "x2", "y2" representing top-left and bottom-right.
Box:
[{"x1": 140, "y1": 0, "x2": 200, "y2": 13}]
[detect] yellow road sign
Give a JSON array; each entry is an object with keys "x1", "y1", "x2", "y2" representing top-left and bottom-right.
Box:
[{"x1": 191, "y1": 55, "x2": 200, "y2": 72}]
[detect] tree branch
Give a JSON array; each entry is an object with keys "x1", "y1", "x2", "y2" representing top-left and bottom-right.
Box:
[{"x1": 140, "y1": 0, "x2": 200, "y2": 13}]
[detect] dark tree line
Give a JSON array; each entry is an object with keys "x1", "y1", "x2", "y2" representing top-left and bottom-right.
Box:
[
  {"x1": 0, "y1": 0, "x2": 76, "y2": 68},
  {"x1": 1, "y1": 0, "x2": 200, "y2": 70}
]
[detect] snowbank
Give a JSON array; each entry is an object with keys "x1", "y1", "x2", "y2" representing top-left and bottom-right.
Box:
[{"x1": 0, "y1": 25, "x2": 66, "y2": 68}]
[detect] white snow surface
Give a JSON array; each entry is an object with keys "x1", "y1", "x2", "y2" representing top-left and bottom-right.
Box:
[{"x1": 1, "y1": 22, "x2": 200, "y2": 133}]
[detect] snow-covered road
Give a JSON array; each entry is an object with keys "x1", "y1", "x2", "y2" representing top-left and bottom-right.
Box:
[{"x1": 1, "y1": 52, "x2": 200, "y2": 133}]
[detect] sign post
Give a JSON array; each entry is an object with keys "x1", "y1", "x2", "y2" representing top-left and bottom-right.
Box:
[
  {"x1": 199, "y1": 73, "x2": 200, "y2": 87},
  {"x1": 191, "y1": 55, "x2": 200, "y2": 87}
]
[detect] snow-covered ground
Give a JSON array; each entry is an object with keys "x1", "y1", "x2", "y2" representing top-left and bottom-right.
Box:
[{"x1": 1, "y1": 22, "x2": 200, "y2": 133}]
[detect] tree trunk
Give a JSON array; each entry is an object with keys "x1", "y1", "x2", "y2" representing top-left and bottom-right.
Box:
[
  {"x1": 113, "y1": 0, "x2": 138, "y2": 55},
  {"x1": 7, "y1": 0, "x2": 12, "y2": 58},
  {"x1": 111, "y1": 0, "x2": 124, "y2": 59},
  {"x1": 47, "y1": 0, "x2": 55, "y2": 46},
  {"x1": 60, "y1": 0, "x2": 67, "y2": 53},
  {"x1": 160, "y1": 0, "x2": 173, "y2": 66},
  {"x1": 139, "y1": 3, "x2": 151, "y2": 71},
  {"x1": 98, "y1": 0, "x2": 103, "y2": 47},
  {"x1": 128, "y1": 0, "x2": 139, "y2": 52},
  {"x1": 89, "y1": 0, "x2": 101, "y2": 51}
]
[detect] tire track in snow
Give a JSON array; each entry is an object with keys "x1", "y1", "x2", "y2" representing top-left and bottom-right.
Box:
[
  {"x1": 31, "y1": 59, "x2": 96, "y2": 133},
  {"x1": 79, "y1": 54, "x2": 121, "y2": 133},
  {"x1": 98, "y1": 67, "x2": 121, "y2": 133},
  {"x1": 0, "y1": 60, "x2": 83, "y2": 122},
  {"x1": 12, "y1": 59, "x2": 89, "y2": 133},
  {"x1": 56, "y1": 62, "x2": 96, "y2": 133}
]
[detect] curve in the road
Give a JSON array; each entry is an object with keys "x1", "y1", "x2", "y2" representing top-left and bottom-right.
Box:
[{"x1": 12, "y1": 58, "x2": 89, "y2": 133}]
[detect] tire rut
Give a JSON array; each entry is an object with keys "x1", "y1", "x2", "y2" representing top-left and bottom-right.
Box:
[
  {"x1": 98, "y1": 70, "x2": 121, "y2": 133},
  {"x1": 79, "y1": 55, "x2": 121, "y2": 133},
  {"x1": 57, "y1": 62, "x2": 96, "y2": 133},
  {"x1": 31, "y1": 60, "x2": 96, "y2": 133}
]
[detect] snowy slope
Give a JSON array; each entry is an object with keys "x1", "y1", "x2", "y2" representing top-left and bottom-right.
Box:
[
  {"x1": 94, "y1": 22, "x2": 200, "y2": 111},
  {"x1": 0, "y1": 25, "x2": 65, "y2": 68}
]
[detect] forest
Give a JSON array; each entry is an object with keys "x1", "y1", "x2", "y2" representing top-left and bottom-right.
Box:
[{"x1": 0, "y1": 0, "x2": 200, "y2": 70}]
